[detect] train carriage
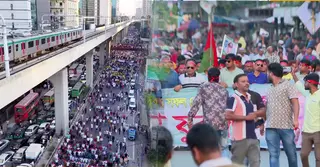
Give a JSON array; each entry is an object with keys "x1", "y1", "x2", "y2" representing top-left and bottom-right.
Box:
[
  {"x1": 0, "y1": 28, "x2": 83, "y2": 66},
  {"x1": 0, "y1": 40, "x2": 14, "y2": 68}
]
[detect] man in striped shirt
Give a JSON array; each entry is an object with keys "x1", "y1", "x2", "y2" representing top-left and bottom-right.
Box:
[{"x1": 174, "y1": 59, "x2": 207, "y2": 92}]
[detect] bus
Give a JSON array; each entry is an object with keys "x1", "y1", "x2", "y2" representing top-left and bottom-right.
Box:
[
  {"x1": 43, "y1": 88, "x2": 54, "y2": 109},
  {"x1": 69, "y1": 74, "x2": 81, "y2": 87},
  {"x1": 69, "y1": 63, "x2": 79, "y2": 75},
  {"x1": 14, "y1": 91, "x2": 40, "y2": 123},
  {"x1": 76, "y1": 64, "x2": 85, "y2": 74},
  {"x1": 71, "y1": 81, "x2": 85, "y2": 98}
]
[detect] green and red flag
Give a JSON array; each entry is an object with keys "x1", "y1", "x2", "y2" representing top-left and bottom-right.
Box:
[{"x1": 198, "y1": 25, "x2": 218, "y2": 73}]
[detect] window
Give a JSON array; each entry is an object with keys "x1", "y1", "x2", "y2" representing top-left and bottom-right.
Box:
[
  {"x1": 51, "y1": 36, "x2": 55, "y2": 41},
  {"x1": 60, "y1": 2, "x2": 63, "y2": 6},
  {"x1": 41, "y1": 38, "x2": 46, "y2": 44},
  {"x1": 28, "y1": 41, "x2": 34, "y2": 48},
  {"x1": 47, "y1": 38, "x2": 50, "y2": 43},
  {"x1": 12, "y1": 22, "x2": 14, "y2": 29},
  {"x1": 73, "y1": 32, "x2": 75, "y2": 36},
  {"x1": 8, "y1": 46, "x2": 11, "y2": 54},
  {"x1": 16, "y1": 44, "x2": 18, "y2": 51},
  {"x1": 67, "y1": 33, "x2": 70, "y2": 37},
  {"x1": 60, "y1": 35, "x2": 62, "y2": 39},
  {"x1": 11, "y1": 13, "x2": 14, "y2": 19},
  {"x1": 10, "y1": 4, "x2": 13, "y2": 10},
  {"x1": 56, "y1": 36, "x2": 58, "y2": 41}
]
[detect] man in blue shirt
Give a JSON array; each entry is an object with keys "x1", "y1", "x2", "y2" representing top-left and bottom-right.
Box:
[
  {"x1": 247, "y1": 59, "x2": 268, "y2": 84},
  {"x1": 303, "y1": 46, "x2": 317, "y2": 61}
]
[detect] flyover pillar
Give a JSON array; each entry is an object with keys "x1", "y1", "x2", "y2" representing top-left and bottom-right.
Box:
[
  {"x1": 106, "y1": 38, "x2": 111, "y2": 59},
  {"x1": 99, "y1": 42, "x2": 105, "y2": 67},
  {"x1": 86, "y1": 51, "x2": 94, "y2": 87},
  {"x1": 49, "y1": 68, "x2": 69, "y2": 136}
]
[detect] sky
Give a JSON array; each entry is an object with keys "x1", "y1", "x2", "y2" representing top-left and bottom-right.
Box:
[{"x1": 119, "y1": 0, "x2": 141, "y2": 16}]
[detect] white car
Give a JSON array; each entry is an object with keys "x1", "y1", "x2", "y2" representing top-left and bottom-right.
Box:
[
  {"x1": 38, "y1": 122, "x2": 50, "y2": 133},
  {"x1": 17, "y1": 164, "x2": 33, "y2": 167},
  {"x1": 0, "y1": 139, "x2": 9, "y2": 151},
  {"x1": 50, "y1": 120, "x2": 56, "y2": 129},
  {"x1": 129, "y1": 98, "x2": 136, "y2": 109},
  {"x1": 12, "y1": 146, "x2": 28, "y2": 162},
  {"x1": 0, "y1": 151, "x2": 14, "y2": 165},
  {"x1": 25, "y1": 125, "x2": 39, "y2": 136}
]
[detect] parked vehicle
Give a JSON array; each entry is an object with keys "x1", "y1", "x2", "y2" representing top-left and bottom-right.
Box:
[
  {"x1": 0, "y1": 151, "x2": 15, "y2": 165},
  {"x1": 11, "y1": 138, "x2": 29, "y2": 150},
  {"x1": 17, "y1": 163, "x2": 33, "y2": 167},
  {"x1": 25, "y1": 143, "x2": 44, "y2": 163},
  {"x1": 14, "y1": 127, "x2": 27, "y2": 139},
  {"x1": 12, "y1": 146, "x2": 29, "y2": 163},
  {"x1": 0, "y1": 139, "x2": 10, "y2": 151},
  {"x1": 14, "y1": 92, "x2": 40, "y2": 123},
  {"x1": 25, "y1": 125, "x2": 39, "y2": 137},
  {"x1": 38, "y1": 122, "x2": 50, "y2": 133},
  {"x1": 27, "y1": 134, "x2": 42, "y2": 144}
]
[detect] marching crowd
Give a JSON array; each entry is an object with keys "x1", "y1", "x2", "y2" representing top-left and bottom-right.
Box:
[
  {"x1": 148, "y1": 24, "x2": 320, "y2": 167},
  {"x1": 50, "y1": 27, "x2": 146, "y2": 167}
]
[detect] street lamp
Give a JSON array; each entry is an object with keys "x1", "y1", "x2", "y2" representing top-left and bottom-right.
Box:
[{"x1": 0, "y1": 15, "x2": 10, "y2": 78}]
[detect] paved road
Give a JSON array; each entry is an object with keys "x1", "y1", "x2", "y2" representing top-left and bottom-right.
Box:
[{"x1": 170, "y1": 150, "x2": 316, "y2": 167}]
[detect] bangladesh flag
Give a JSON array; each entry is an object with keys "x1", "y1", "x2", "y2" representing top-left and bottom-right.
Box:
[{"x1": 198, "y1": 26, "x2": 218, "y2": 73}]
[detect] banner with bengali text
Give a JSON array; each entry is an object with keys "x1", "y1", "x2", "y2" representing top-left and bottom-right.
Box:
[{"x1": 149, "y1": 84, "x2": 305, "y2": 148}]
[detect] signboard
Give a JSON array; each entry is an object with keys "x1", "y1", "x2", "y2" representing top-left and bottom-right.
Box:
[
  {"x1": 149, "y1": 84, "x2": 305, "y2": 148},
  {"x1": 200, "y1": 0, "x2": 217, "y2": 14},
  {"x1": 297, "y1": 2, "x2": 320, "y2": 35},
  {"x1": 221, "y1": 35, "x2": 238, "y2": 56}
]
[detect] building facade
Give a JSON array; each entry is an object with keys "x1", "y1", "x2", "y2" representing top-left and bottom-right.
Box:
[
  {"x1": 97, "y1": 0, "x2": 112, "y2": 26},
  {"x1": 0, "y1": 0, "x2": 33, "y2": 33},
  {"x1": 65, "y1": 0, "x2": 79, "y2": 27},
  {"x1": 135, "y1": 8, "x2": 142, "y2": 19},
  {"x1": 82, "y1": 0, "x2": 98, "y2": 25},
  {"x1": 142, "y1": 0, "x2": 152, "y2": 17}
]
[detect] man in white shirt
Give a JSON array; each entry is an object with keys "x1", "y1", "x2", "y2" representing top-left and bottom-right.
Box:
[
  {"x1": 186, "y1": 123, "x2": 241, "y2": 167},
  {"x1": 251, "y1": 48, "x2": 266, "y2": 61},
  {"x1": 238, "y1": 48, "x2": 251, "y2": 65}
]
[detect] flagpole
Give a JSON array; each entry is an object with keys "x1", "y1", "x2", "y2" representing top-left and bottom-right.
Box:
[{"x1": 209, "y1": 7, "x2": 213, "y2": 67}]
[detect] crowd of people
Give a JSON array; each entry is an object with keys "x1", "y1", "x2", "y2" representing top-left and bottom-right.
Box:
[
  {"x1": 50, "y1": 26, "x2": 147, "y2": 167},
  {"x1": 148, "y1": 20, "x2": 320, "y2": 167}
]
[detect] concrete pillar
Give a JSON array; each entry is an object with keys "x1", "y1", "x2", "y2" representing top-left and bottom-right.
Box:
[
  {"x1": 49, "y1": 68, "x2": 69, "y2": 136},
  {"x1": 99, "y1": 42, "x2": 105, "y2": 67},
  {"x1": 106, "y1": 39, "x2": 111, "y2": 59},
  {"x1": 86, "y1": 51, "x2": 94, "y2": 87}
]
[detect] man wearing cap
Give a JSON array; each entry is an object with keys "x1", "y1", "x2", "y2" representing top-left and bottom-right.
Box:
[
  {"x1": 266, "y1": 46, "x2": 280, "y2": 63},
  {"x1": 291, "y1": 70, "x2": 320, "y2": 167},
  {"x1": 238, "y1": 48, "x2": 250, "y2": 65}
]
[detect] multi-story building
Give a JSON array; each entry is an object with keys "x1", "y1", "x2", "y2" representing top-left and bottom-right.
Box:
[
  {"x1": 82, "y1": 0, "x2": 98, "y2": 25},
  {"x1": 0, "y1": 0, "x2": 33, "y2": 33},
  {"x1": 111, "y1": 0, "x2": 116, "y2": 18},
  {"x1": 97, "y1": 0, "x2": 112, "y2": 26},
  {"x1": 49, "y1": 0, "x2": 79, "y2": 29},
  {"x1": 135, "y1": 8, "x2": 142, "y2": 19},
  {"x1": 65, "y1": 0, "x2": 79, "y2": 27},
  {"x1": 31, "y1": 0, "x2": 50, "y2": 30},
  {"x1": 142, "y1": 0, "x2": 152, "y2": 17}
]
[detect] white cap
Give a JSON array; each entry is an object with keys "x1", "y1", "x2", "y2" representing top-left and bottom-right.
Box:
[{"x1": 278, "y1": 40, "x2": 284, "y2": 45}]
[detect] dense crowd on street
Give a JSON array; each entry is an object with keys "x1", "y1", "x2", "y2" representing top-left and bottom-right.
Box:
[
  {"x1": 50, "y1": 26, "x2": 147, "y2": 167},
  {"x1": 147, "y1": 17, "x2": 320, "y2": 167}
]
